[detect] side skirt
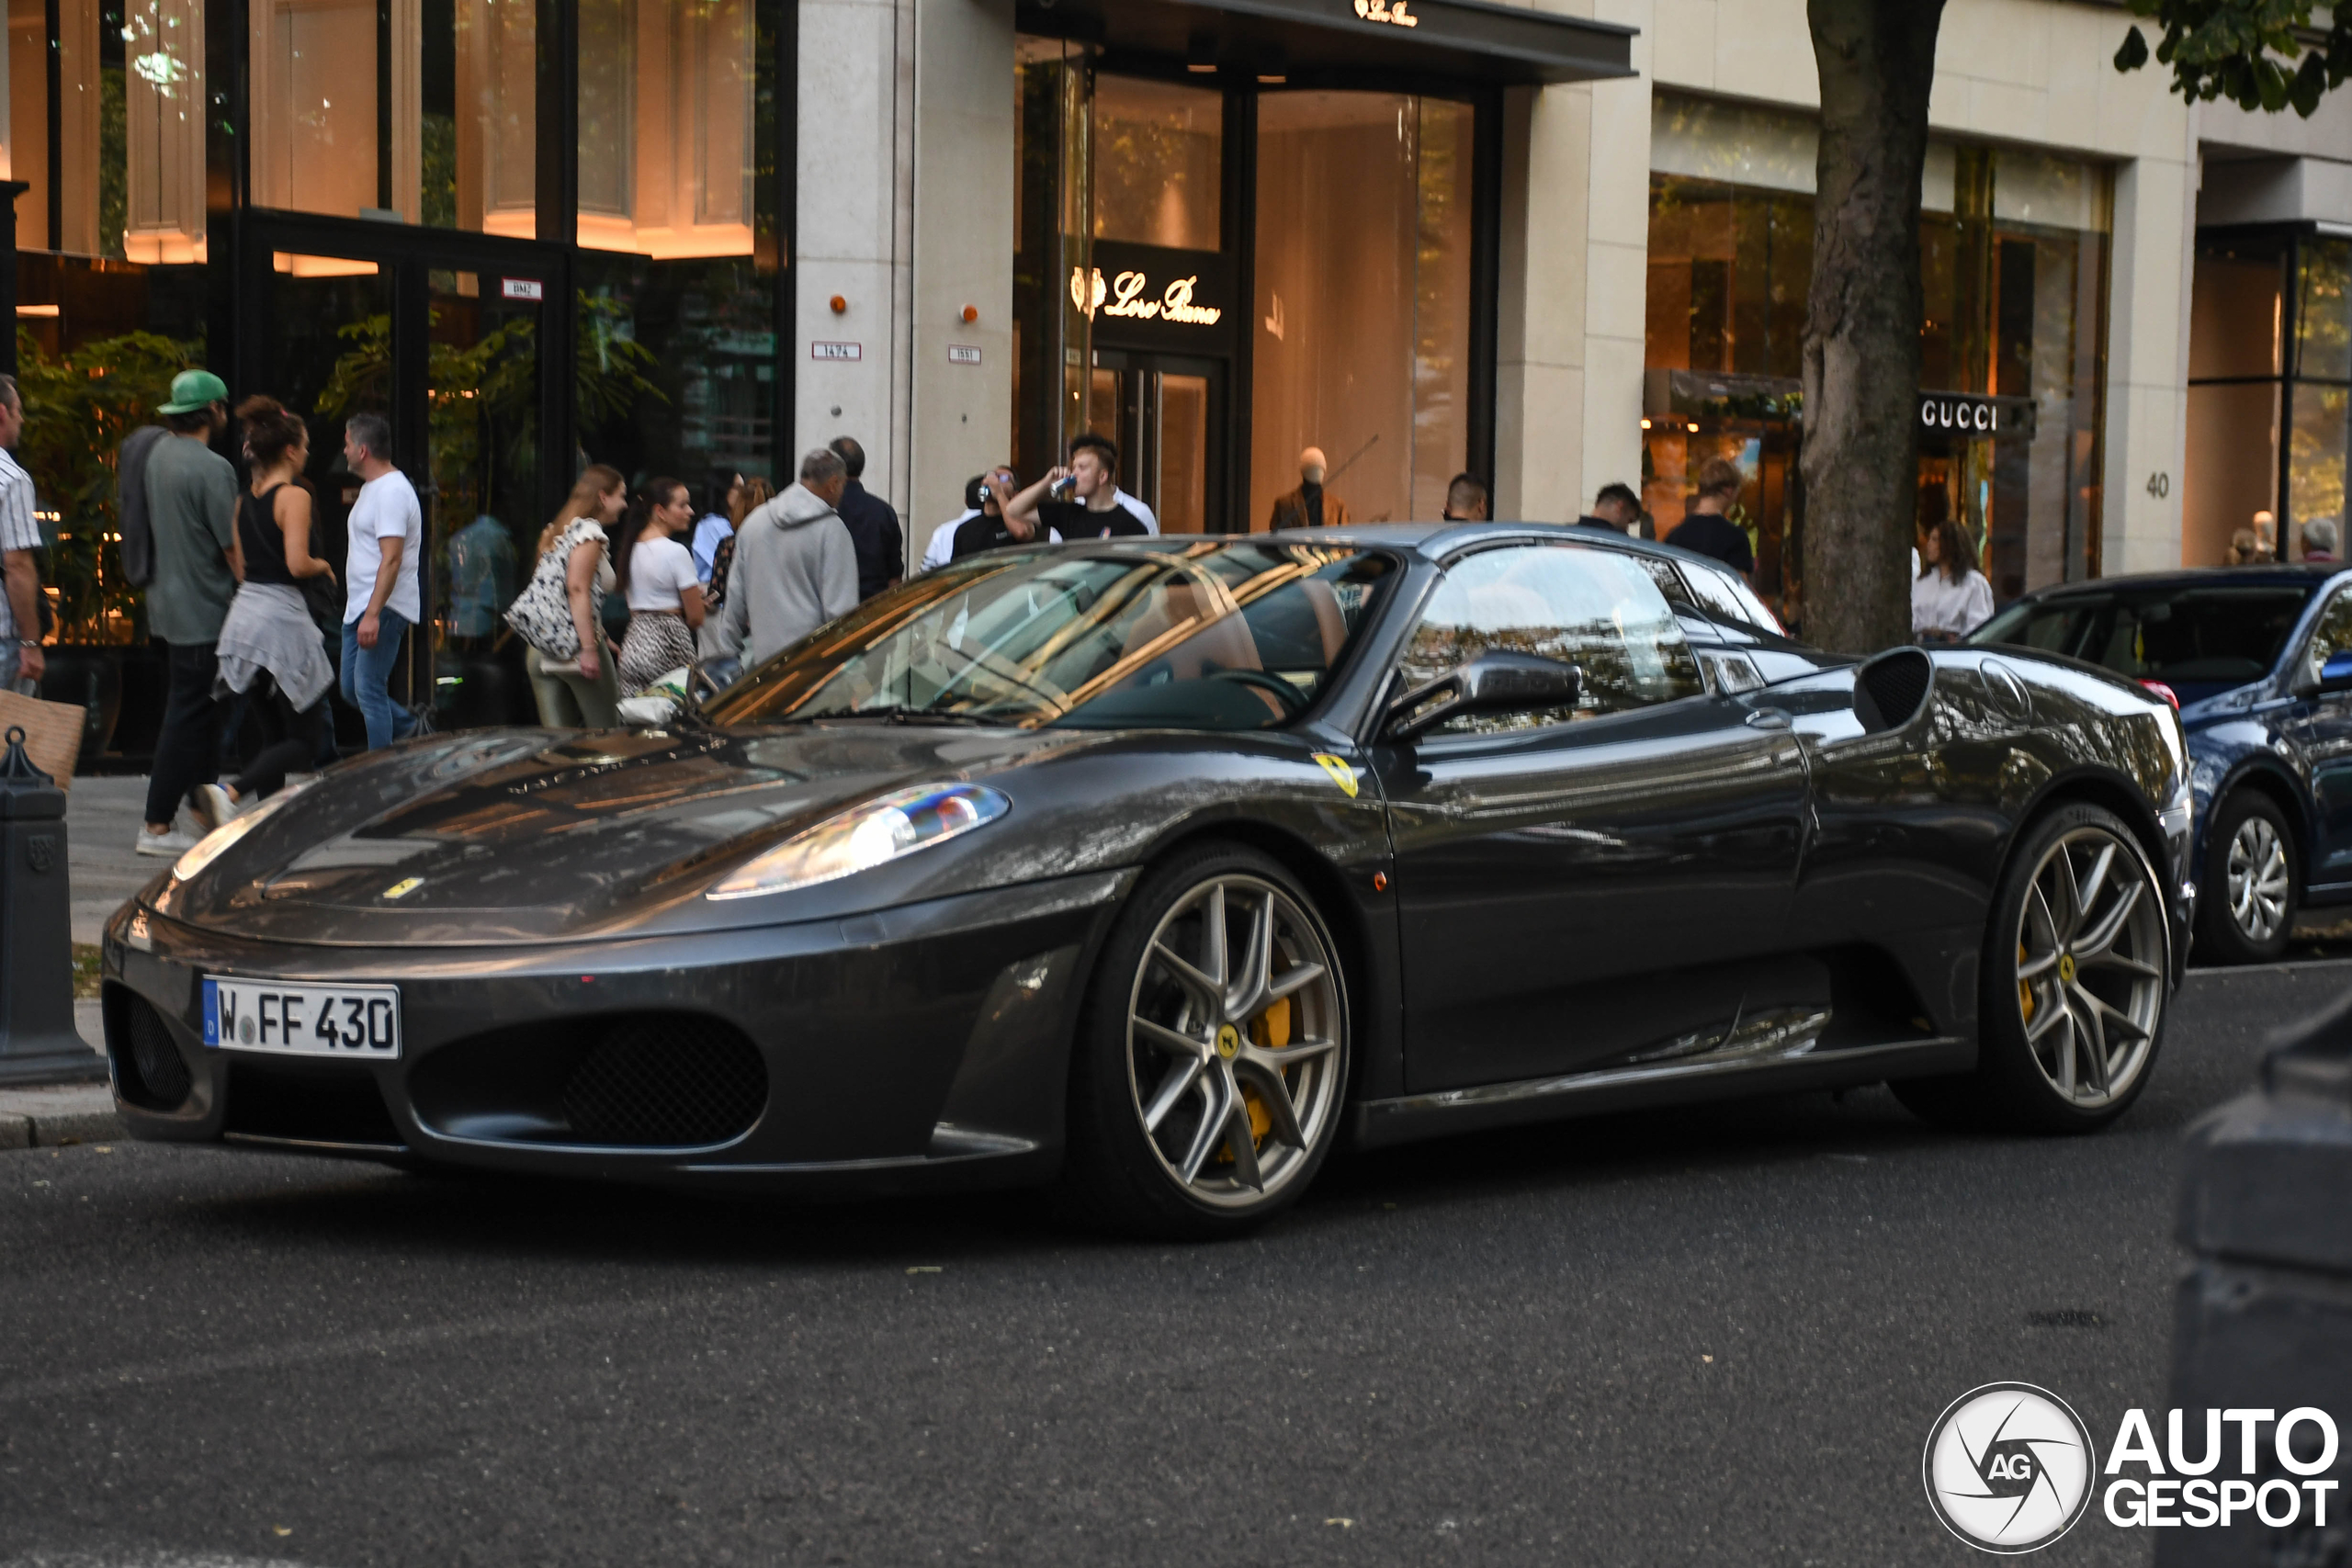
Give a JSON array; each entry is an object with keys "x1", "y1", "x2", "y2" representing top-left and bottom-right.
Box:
[{"x1": 1344, "y1": 1036, "x2": 1974, "y2": 1152}]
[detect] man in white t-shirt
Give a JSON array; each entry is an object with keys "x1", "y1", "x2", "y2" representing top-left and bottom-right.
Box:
[
  {"x1": 1112, "y1": 486, "x2": 1159, "y2": 535},
  {"x1": 339, "y1": 412, "x2": 424, "y2": 749}
]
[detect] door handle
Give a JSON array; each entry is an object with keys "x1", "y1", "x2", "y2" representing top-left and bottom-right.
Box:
[{"x1": 1744, "y1": 707, "x2": 1792, "y2": 730}]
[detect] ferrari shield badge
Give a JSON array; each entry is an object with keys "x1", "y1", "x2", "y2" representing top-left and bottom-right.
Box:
[{"x1": 1310, "y1": 753, "x2": 1359, "y2": 798}]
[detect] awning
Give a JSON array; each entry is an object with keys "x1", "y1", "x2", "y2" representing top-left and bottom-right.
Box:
[{"x1": 1016, "y1": 0, "x2": 1636, "y2": 86}]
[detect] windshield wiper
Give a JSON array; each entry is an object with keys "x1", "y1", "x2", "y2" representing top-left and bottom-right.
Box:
[{"x1": 822, "y1": 705, "x2": 1026, "y2": 728}]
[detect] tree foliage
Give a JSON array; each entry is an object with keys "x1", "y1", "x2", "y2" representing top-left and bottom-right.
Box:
[
  {"x1": 15, "y1": 327, "x2": 202, "y2": 640},
  {"x1": 2115, "y1": 0, "x2": 2352, "y2": 116}
]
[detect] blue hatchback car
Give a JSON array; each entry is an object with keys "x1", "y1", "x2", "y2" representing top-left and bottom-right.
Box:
[{"x1": 1971, "y1": 565, "x2": 2352, "y2": 964}]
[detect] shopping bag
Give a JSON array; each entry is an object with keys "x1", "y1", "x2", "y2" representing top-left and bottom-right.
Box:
[{"x1": 0, "y1": 687, "x2": 84, "y2": 791}]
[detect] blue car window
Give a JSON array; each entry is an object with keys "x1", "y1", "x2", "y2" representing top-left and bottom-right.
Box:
[{"x1": 1973, "y1": 585, "x2": 2313, "y2": 694}]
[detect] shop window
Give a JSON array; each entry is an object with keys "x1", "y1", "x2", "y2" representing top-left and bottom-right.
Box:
[
  {"x1": 2289, "y1": 382, "x2": 2348, "y2": 550},
  {"x1": 245, "y1": 0, "x2": 535, "y2": 231},
  {"x1": 2179, "y1": 231, "x2": 2352, "y2": 568},
  {"x1": 10, "y1": 0, "x2": 200, "y2": 257},
  {"x1": 571, "y1": 0, "x2": 782, "y2": 493},
  {"x1": 2295, "y1": 239, "x2": 2352, "y2": 383},
  {"x1": 1092, "y1": 74, "x2": 1220, "y2": 253},
  {"x1": 575, "y1": 0, "x2": 754, "y2": 258},
  {"x1": 1251, "y1": 91, "x2": 1471, "y2": 527},
  {"x1": 1643, "y1": 175, "x2": 1808, "y2": 379},
  {"x1": 2189, "y1": 243, "x2": 2285, "y2": 381},
  {"x1": 1643, "y1": 122, "x2": 2109, "y2": 615}
]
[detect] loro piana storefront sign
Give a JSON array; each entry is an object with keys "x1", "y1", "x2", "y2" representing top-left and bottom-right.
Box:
[{"x1": 1069, "y1": 265, "x2": 1223, "y2": 326}]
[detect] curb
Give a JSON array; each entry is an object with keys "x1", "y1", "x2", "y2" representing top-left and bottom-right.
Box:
[{"x1": 0, "y1": 1086, "x2": 122, "y2": 1148}]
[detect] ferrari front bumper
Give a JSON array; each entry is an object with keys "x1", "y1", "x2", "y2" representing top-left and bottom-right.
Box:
[{"x1": 100, "y1": 869, "x2": 1132, "y2": 1194}]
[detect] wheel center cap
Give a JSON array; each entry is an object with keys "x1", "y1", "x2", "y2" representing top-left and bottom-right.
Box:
[
  {"x1": 1216, "y1": 1023, "x2": 1240, "y2": 1059},
  {"x1": 2056, "y1": 953, "x2": 2076, "y2": 984}
]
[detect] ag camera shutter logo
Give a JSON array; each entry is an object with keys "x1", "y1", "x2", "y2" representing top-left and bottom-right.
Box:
[{"x1": 1923, "y1": 1382, "x2": 2097, "y2": 1552}]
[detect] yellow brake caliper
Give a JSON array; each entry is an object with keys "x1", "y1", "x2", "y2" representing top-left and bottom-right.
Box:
[
  {"x1": 2018, "y1": 943, "x2": 2035, "y2": 1023},
  {"x1": 1215, "y1": 995, "x2": 1291, "y2": 1160}
]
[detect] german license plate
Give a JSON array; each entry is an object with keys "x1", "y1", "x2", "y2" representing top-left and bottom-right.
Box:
[{"x1": 201, "y1": 976, "x2": 401, "y2": 1059}]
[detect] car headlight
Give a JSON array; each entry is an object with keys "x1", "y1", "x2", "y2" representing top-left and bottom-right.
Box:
[
  {"x1": 171, "y1": 780, "x2": 314, "y2": 884},
  {"x1": 707, "y1": 782, "x2": 1010, "y2": 901}
]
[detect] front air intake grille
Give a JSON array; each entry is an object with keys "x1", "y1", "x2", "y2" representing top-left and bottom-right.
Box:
[
  {"x1": 1856, "y1": 648, "x2": 1935, "y2": 733},
  {"x1": 558, "y1": 1019, "x2": 768, "y2": 1146},
  {"x1": 106, "y1": 986, "x2": 192, "y2": 1111},
  {"x1": 221, "y1": 1059, "x2": 404, "y2": 1148},
  {"x1": 407, "y1": 1013, "x2": 769, "y2": 1150}
]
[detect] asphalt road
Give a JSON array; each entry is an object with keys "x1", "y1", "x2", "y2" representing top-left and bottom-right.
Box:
[{"x1": 0, "y1": 964, "x2": 2342, "y2": 1568}]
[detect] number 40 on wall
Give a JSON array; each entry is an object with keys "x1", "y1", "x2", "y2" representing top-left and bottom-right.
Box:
[{"x1": 2145, "y1": 472, "x2": 2171, "y2": 500}]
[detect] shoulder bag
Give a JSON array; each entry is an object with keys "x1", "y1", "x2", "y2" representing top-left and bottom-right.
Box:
[{"x1": 504, "y1": 520, "x2": 602, "y2": 660}]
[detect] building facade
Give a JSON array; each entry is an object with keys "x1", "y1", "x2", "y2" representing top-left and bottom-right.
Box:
[{"x1": 3, "y1": 0, "x2": 2348, "y2": 680}]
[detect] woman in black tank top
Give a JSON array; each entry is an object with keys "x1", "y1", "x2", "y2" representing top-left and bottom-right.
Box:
[
  {"x1": 190, "y1": 399, "x2": 340, "y2": 830},
  {"x1": 237, "y1": 482, "x2": 304, "y2": 586}
]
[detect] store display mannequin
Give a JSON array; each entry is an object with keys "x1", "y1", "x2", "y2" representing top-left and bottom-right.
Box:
[{"x1": 1269, "y1": 446, "x2": 1351, "y2": 531}]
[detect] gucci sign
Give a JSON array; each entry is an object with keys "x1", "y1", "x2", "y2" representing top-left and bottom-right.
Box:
[
  {"x1": 1919, "y1": 391, "x2": 2005, "y2": 433},
  {"x1": 1353, "y1": 0, "x2": 1419, "y2": 26},
  {"x1": 1069, "y1": 266, "x2": 1223, "y2": 326}
]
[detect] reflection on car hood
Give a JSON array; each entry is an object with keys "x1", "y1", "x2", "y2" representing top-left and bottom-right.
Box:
[{"x1": 153, "y1": 724, "x2": 1070, "y2": 945}]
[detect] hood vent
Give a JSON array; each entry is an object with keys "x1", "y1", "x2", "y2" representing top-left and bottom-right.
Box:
[{"x1": 1854, "y1": 649, "x2": 1934, "y2": 734}]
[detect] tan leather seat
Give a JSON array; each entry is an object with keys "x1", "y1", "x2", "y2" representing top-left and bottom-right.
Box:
[{"x1": 1120, "y1": 581, "x2": 1263, "y2": 677}]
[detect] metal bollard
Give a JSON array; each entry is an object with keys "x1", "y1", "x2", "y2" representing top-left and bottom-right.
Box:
[
  {"x1": 2160, "y1": 1004, "x2": 2352, "y2": 1566},
  {"x1": 0, "y1": 725, "x2": 101, "y2": 1084}
]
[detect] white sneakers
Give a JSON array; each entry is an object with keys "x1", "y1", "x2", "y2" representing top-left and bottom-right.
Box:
[
  {"x1": 139, "y1": 782, "x2": 243, "y2": 858},
  {"x1": 192, "y1": 783, "x2": 241, "y2": 833},
  {"x1": 134, "y1": 827, "x2": 197, "y2": 857}
]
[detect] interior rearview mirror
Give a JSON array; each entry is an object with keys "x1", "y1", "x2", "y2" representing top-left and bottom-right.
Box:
[{"x1": 1385, "y1": 651, "x2": 1583, "y2": 742}]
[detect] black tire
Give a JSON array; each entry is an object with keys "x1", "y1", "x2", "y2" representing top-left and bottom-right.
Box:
[
  {"x1": 2195, "y1": 789, "x2": 2297, "y2": 965},
  {"x1": 1060, "y1": 841, "x2": 1351, "y2": 1240},
  {"x1": 1894, "y1": 803, "x2": 2170, "y2": 1134}
]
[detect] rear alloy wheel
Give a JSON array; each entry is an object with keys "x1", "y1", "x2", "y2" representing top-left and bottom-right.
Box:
[
  {"x1": 2197, "y1": 791, "x2": 2296, "y2": 965},
  {"x1": 1895, "y1": 804, "x2": 2168, "y2": 1133},
  {"x1": 1062, "y1": 844, "x2": 1348, "y2": 1238}
]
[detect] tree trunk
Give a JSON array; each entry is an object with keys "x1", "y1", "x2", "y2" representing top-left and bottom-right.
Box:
[{"x1": 1800, "y1": 0, "x2": 1945, "y2": 655}]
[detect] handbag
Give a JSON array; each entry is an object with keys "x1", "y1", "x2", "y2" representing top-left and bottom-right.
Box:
[
  {"x1": 298, "y1": 570, "x2": 343, "y2": 629},
  {"x1": 504, "y1": 520, "x2": 602, "y2": 660}
]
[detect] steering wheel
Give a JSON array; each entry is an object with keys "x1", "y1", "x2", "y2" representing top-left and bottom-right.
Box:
[{"x1": 1207, "y1": 668, "x2": 1306, "y2": 716}]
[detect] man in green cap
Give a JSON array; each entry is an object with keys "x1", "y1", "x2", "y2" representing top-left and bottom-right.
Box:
[{"x1": 137, "y1": 368, "x2": 240, "y2": 858}]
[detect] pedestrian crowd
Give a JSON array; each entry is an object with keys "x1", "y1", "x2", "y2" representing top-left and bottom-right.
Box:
[{"x1": 4, "y1": 363, "x2": 1962, "y2": 852}]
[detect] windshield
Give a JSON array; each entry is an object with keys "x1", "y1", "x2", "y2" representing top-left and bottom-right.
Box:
[
  {"x1": 1970, "y1": 583, "x2": 2314, "y2": 696},
  {"x1": 704, "y1": 540, "x2": 1396, "y2": 730}
]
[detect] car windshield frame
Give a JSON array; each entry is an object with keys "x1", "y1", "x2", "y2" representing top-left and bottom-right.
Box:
[
  {"x1": 1968, "y1": 581, "x2": 2320, "y2": 692},
  {"x1": 702, "y1": 539, "x2": 1401, "y2": 733}
]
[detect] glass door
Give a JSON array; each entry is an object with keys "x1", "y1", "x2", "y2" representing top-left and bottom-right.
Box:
[
  {"x1": 1090, "y1": 352, "x2": 1224, "y2": 534},
  {"x1": 240, "y1": 218, "x2": 568, "y2": 742}
]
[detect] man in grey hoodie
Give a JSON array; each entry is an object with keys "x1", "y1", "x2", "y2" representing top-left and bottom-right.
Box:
[{"x1": 719, "y1": 447, "x2": 861, "y2": 667}]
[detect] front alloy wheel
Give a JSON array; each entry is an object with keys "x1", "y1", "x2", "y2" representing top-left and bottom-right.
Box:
[
  {"x1": 1125, "y1": 874, "x2": 1343, "y2": 1207},
  {"x1": 1063, "y1": 844, "x2": 1349, "y2": 1237}
]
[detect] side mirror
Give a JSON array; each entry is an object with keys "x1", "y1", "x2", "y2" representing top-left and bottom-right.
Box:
[
  {"x1": 2317, "y1": 650, "x2": 2352, "y2": 696},
  {"x1": 1385, "y1": 651, "x2": 1582, "y2": 742}
]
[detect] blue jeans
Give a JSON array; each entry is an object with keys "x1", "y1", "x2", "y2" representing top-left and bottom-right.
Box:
[{"x1": 340, "y1": 607, "x2": 417, "y2": 750}]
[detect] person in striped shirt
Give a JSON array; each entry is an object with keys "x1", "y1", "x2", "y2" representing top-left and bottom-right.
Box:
[{"x1": 0, "y1": 376, "x2": 46, "y2": 695}]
